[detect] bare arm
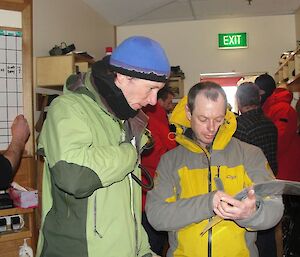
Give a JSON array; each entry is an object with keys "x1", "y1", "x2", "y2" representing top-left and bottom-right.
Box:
[{"x1": 3, "y1": 115, "x2": 30, "y2": 173}]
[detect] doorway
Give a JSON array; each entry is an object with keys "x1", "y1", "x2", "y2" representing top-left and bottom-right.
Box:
[{"x1": 200, "y1": 72, "x2": 262, "y2": 113}]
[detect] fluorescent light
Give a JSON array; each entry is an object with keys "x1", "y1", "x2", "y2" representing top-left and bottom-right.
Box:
[{"x1": 200, "y1": 72, "x2": 238, "y2": 77}]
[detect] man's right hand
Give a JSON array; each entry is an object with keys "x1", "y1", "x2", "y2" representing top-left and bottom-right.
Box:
[
  {"x1": 213, "y1": 189, "x2": 257, "y2": 220},
  {"x1": 4, "y1": 115, "x2": 30, "y2": 172},
  {"x1": 11, "y1": 115, "x2": 30, "y2": 147}
]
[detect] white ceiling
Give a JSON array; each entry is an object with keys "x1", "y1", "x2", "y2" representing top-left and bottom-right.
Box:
[{"x1": 81, "y1": 0, "x2": 300, "y2": 26}]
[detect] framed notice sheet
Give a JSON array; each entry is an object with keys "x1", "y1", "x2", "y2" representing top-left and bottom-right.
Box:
[{"x1": 0, "y1": 29, "x2": 23, "y2": 150}]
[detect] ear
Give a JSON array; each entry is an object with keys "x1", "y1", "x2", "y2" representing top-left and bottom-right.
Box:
[
  {"x1": 115, "y1": 73, "x2": 131, "y2": 89},
  {"x1": 115, "y1": 73, "x2": 127, "y2": 83},
  {"x1": 236, "y1": 97, "x2": 241, "y2": 111},
  {"x1": 185, "y1": 105, "x2": 192, "y2": 121},
  {"x1": 157, "y1": 98, "x2": 164, "y2": 106}
]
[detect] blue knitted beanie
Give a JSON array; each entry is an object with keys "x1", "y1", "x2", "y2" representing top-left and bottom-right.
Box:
[{"x1": 110, "y1": 36, "x2": 170, "y2": 82}]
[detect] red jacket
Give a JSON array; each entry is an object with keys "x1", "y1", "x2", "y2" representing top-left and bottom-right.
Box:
[
  {"x1": 141, "y1": 104, "x2": 177, "y2": 210},
  {"x1": 262, "y1": 88, "x2": 299, "y2": 180},
  {"x1": 278, "y1": 134, "x2": 300, "y2": 181}
]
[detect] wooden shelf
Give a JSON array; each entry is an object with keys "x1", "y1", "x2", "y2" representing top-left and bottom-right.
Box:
[
  {"x1": 0, "y1": 158, "x2": 37, "y2": 252},
  {"x1": 36, "y1": 53, "x2": 94, "y2": 87},
  {"x1": 73, "y1": 53, "x2": 95, "y2": 65},
  {"x1": 287, "y1": 73, "x2": 300, "y2": 92},
  {"x1": 0, "y1": 228, "x2": 31, "y2": 243},
  {"x1": 169, "y1": 76, "x2": 184, "y2": 99},
  {"x1": 0, "y1": 1, "x2": 37, "y2": 255},
  {"x1": 0, "y1": 207, "x2": 35, "y2": 243},
  {"x1": 275, "y1": 47, "x2": 300, "y2": 92},
  {"x1": 0, "y1": 207, "x2": 33, "y2": 217},
  {"x1": 275, "y1": 48, "x2": 300, "y2": 74}
]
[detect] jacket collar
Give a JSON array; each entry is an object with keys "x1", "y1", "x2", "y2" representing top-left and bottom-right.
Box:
[
  {"x1": 169, "y1": 96, "x2": 237, "y2": 153},
  {"x1": 64, "y1": 71, "x2": 121, "y2": 121}
]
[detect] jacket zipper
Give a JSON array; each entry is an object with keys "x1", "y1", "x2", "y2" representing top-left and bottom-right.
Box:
[
  {"x1": 208, "y1": 165, "x2": 221, "y2": 257},
  {"x1": 203, "y1": 149, "x2": 212, "y2": 257},
  {"x1": 129, "y1": 174, "x2": 139, "y2": 256},
  {"x1": 65, "y1": 193, "x2": 70, "y2": 218},
  {"x1": 94, "y1": 193, "x2": 103, "y2": 238},
  {"x1": 208, "y1": 159, "x2": 212, "y2": 257}
]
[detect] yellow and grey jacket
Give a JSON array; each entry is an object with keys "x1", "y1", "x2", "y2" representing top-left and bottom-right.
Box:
[{"x1": 146, "y1": 96, "x2": 283, "y2": 257}]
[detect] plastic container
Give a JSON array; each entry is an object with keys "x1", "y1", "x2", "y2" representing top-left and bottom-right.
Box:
[{"x1": 19, "y1": 238, "x2": 33, "y2": 257}]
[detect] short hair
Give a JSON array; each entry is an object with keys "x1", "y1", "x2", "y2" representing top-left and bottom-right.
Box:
[
  {"x1": 187, "y1": 81, "x2": 227, "y2": 113},
  {"x1": 255, "y1": 73, "x2": 276, "y2": 104},
  {"x1": 255, "y1": 73, "x2": 276, "y2": 95},
  {"x1": 157, "y1": 85, "x2": 175, "y2": 100},
  {"x1": 236, "y1": 82, "x2": 260, "y2": 107}
]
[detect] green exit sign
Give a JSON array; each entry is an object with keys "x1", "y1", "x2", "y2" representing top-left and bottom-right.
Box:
[{"x1": 218, "y1": 32, "x2": 248, "y2": 49}]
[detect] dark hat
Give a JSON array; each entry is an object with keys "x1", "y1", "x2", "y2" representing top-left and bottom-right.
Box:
[
  {"x1": 236, "y1": 82, "x2": 261, "y2": 107},
  {"x1": 255, "y1": 73, "x2": 276, "y2": 104},
  {"x1": 109, "y1": 36, "x2": 170, "y2": 82}
]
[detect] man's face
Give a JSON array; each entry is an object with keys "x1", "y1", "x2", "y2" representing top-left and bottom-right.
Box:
[
  {"x1": 158, "y1": 93, "x2": 174, "y2": 113},
  {"x1": 186, "y1": 93, "x2": 226, "y2": 148},
  {"x1": 115, "y1": 74, "x2": 165, "y2": 110}
]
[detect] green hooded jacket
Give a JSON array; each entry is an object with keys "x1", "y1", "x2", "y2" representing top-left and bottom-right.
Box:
[{"x1": 36, "y1": 72, "x2": 153, "y2": 257}]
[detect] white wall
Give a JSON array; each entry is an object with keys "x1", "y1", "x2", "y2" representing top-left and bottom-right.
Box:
[
  {"x1": 33, "y1": 0, "x2": 115, "y2": 60},
  {"x1": 295, "y1": 7, "x2": 300, "y2": 42},
  {"x1": 0, "y1": 10, "x2": 21, "y2": 28},
  {"x1": 117, "y1": 15, "x2": 296, "y2": 94}
]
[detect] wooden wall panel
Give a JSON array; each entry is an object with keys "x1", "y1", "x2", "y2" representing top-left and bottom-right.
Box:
[
  {"x1": 0, "y1": 1, "x2": 36, "y2": 254},
  {"x1": 13, "y1": 156, "x2": 36, "y2": 188}
]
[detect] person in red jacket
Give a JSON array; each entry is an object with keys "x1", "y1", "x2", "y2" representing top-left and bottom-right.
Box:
[
  {"x1": 256, "y1": 74, "x2": 300, "y2": 257},
  {"x1": 276, "y1": 97, "x2": 300, "y2": 182},
  {"x1": 141, "y1": 85, "x2": 177, "y2": 256},
  {"x1": 296, "y1": 98, "x2": 300, "y2": 134},
  {"x1": 255, "y1": 74, "x2": 298, "y2": 180}
]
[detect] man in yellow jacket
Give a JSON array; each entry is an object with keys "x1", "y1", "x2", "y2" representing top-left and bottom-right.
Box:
[{"x1": 146, "y1": 81, "x2": 283, "y2": 257}]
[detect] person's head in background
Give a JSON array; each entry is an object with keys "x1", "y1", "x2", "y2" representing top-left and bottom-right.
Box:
[
  {"x1": 255, "y1": 73, "x2": 276, "y2": 105},
  {"x1": 157, "y1": 85, "x2": 175, "y2": 113},
  {"x1": 236, "y1": 82, "x2": 261, "y2": 114},
  {"x1": 92, "y1": 36, "x2": 170, "y2": 120},
  {"x1": 185, "y1": 81, "x2": 227, "y2": 148}
]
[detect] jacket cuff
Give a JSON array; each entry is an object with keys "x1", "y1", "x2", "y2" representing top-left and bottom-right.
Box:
[{"x1": 235, "y1": 199, "x2": 263, "y2": 230}]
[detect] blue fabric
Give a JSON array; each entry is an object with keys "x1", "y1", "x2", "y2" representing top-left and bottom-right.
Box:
[{"x1": 110, "y1": 36, "x2": 170, "y2": 77}]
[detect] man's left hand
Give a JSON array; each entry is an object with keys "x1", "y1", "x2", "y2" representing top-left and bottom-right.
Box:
[{"x1": 213, "y1": 188, "x2": 257, "y2": 220}]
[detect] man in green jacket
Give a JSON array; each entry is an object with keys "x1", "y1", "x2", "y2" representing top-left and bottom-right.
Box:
[{"x1": 36, "y1": 36, "x2": 170, "y2": 257}]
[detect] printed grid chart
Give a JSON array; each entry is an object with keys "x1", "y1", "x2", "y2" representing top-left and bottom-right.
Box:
[{"x1": 0, "y1": 30, "x2": 23, "y2": 150}]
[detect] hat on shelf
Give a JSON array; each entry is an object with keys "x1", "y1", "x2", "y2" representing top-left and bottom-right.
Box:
[{"x1": 109, "y1": 36, "x2": 170, "y2": 82}]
